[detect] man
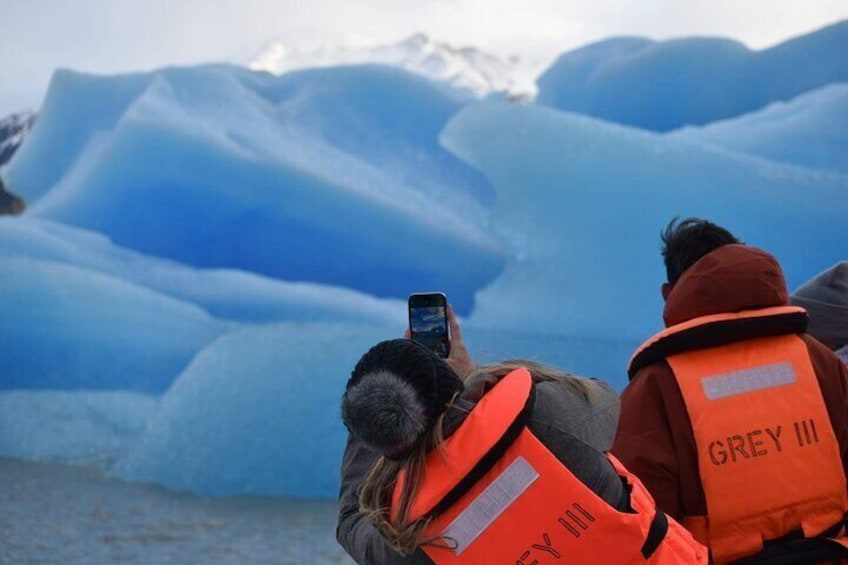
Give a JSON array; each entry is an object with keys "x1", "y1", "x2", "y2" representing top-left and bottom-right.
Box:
[
  {"x1": 612, "y1": 218, "x2": 848, "y2": 564},
  {"x1": 791, "y1": 262, "x2": 848, "y2": 366}
]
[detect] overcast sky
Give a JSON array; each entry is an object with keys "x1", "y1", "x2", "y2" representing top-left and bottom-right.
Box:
[{"x1": 2, "y1": 0, "x2": 847, "y2": 115}]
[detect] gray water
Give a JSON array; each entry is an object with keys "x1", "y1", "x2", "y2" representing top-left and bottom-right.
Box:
[{"x1": 0, "y1": 458, "x2": 354, "y2": 564}]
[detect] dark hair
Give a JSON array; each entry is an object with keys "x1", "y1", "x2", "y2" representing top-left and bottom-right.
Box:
[{"x1": 661, "y1": 217, "x2": 741, "y2": 286}]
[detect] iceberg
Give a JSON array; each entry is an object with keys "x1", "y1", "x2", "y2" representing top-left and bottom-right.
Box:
[
  {"x1": 115, "y1": 322, "x2": 395, "y2": 498},
  {"x1": 0, "y1": 256, "x2": 226, "y2": 391},
  {"x1": 441, "y1": 101, "x2": 848, "y2": 340},
  {"x1": 0, "y1": 216, "x2": 410, "y2": 393},
  {"x1": 4, "y1": 65, "x2": 504, "y2": 313},
  {"x1": 537, "y1": 21, "x2": 848, "y2": 131}
]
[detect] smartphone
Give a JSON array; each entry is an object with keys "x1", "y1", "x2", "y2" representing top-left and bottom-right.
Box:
[{"x1": 408, "y1": 292, "x2": 450, "y2": 358}]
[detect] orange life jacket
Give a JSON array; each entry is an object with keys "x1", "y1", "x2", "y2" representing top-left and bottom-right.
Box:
[
  {"x1": 632, "y1": 306, "x2": 848, "y2": 564},
  {"x1": 390, "y1": 368, "x2": 707, "y2": 564}
]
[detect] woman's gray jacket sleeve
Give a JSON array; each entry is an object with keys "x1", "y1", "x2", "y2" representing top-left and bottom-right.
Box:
[{"x1": 336, "y1": 435, "x2": 432, "y2": 565}]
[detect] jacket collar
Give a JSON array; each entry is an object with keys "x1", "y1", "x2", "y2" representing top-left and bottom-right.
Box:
[{"x1": 663, "y1": 244, "x2": 789, "y2": 327}]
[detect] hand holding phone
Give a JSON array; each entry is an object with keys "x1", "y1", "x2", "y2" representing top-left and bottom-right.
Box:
[{"x1": 408, "y1": 292, "x2": 450, "y2": 358}]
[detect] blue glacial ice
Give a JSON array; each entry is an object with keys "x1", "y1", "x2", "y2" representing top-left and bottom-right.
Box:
[
  {"x1": 441, "y1": 101, "x2": 848, "y2": 340},
  {"x1": 0, "y1": 256, "x2": 226, "y2": 392},
  {"x1": 115, "y1": 322, "x2": 395, "y2": 498},
  {"x1": 0, "y1": 390, "x2": 157, "y2": 463},
  {"x1": 669, "y1": 83, "x2": 848, "y2": 174},
  {"x1": 4, "y1": 65, "x2": 503, "y2": 313},
  {"x1": 0, "y1": 217, "x2": 407, "y2": 326},
  {"x1": 0, "y1": 216, "x2": 410, "y2": 395},
  {"x1": 536, "y1": 21, "x2": 848, "y2": 131},
  {"x1": 0, "y1": 52, "x2": 845, "y2": 499}
]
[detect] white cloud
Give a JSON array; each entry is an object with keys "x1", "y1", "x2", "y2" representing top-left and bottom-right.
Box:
[{"x1": 1, "y1": 0, "x2": 846, "y2": 114}]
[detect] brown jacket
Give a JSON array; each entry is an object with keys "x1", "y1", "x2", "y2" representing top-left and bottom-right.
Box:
[{"x1": 612, "y1": 245, "x2": 848, "y2": 523}]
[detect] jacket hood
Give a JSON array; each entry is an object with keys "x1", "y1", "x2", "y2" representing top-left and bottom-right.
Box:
[{"x1": 663, "y1": 244, "x2": 789, "y2": 327}]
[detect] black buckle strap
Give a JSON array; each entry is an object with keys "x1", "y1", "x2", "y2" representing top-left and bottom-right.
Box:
[
  {"x1": 820, "y1": 511, "x2": 848, "y2": 538},
  {"x1": 641, "y1": 510, "x2": 669, "y2": 559},
  {"x1": 731, "y1": 513, "x2": 848, "y2": 564},
  {"x1": 628, "y1": 310, "x2": 808, "y2": 379}
]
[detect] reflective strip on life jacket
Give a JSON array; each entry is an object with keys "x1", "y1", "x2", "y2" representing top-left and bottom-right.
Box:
[
  {"x1": 392, "y1": 369, "x2": 708, "y2": 564},
  {"x1": 668, "y1": 333, "x2": 848, "y2": 564},
  {"x1": 391, "y1": 367, "x2": 535, "y2": 522}
]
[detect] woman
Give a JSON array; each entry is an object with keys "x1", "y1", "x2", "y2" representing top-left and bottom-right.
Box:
[
  {"x1": 338, "y1": 336, "x2": 706, "y2": 564},
  {"x1": 336, "y1": 309, "x2": 619, "y2": 564}
]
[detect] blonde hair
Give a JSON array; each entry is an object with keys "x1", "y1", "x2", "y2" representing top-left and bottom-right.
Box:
[
  {"x1": 358, "y1": 410, "x2": 452, "y2": 554},
  {"x1": 466, "y1": 359, "x2": 596, "y2": 402},
  {"x1": 358, "y1": 360, "x2": 596, "y2": 554}
]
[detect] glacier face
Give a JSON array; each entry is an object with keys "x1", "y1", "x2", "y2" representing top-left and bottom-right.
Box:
[
  {"x1": 0, "y1": 33, "x2": 846, "y2": 499},
  {"x1": 537, "y1": 21, "x2": 848, "y2": 131}
]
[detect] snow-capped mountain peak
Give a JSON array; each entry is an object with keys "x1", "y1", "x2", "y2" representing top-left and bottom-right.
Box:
[
  {"x1": 0, "y1": 110, "x2": 36, "y2": 168},
  {"x1": 249, "y1": 33, "x2": 536, "y2": 98}
]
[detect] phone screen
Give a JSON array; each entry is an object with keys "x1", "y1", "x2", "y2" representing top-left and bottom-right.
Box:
[{"x1": 408, "y1": 293, "x2": 450, "y2": 358}]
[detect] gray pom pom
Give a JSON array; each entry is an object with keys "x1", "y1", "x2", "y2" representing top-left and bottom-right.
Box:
[{"x1": 342, "y1": 370, "x2": 429, "y2": 456}]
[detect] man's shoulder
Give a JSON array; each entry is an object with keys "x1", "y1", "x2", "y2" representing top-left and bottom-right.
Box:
[
  {"x1": 624, "y1": 359, "x2": 676, "y2": 398},
  {"x1": 800, "y1": 333, "x2": 848, "y2": 391},
  {"x1": 801, "y1": 332, "x2": 840, "y2": 360}
]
